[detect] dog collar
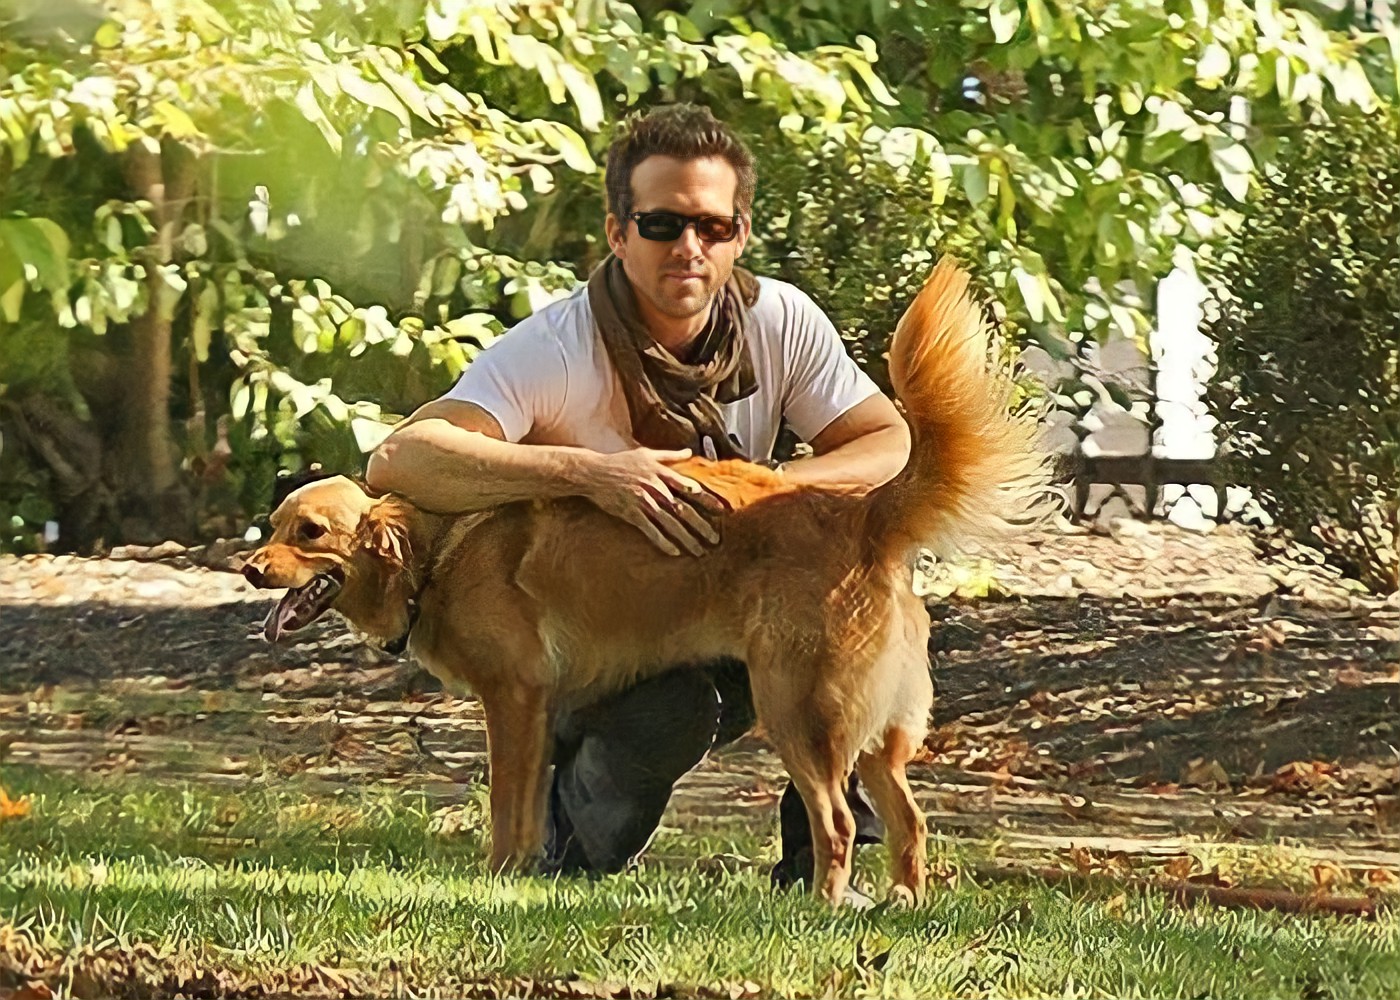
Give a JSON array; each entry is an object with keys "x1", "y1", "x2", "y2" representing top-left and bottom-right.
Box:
[
  {"x1": 382, "y1": 521, "x2": 447, "y2": 656},
  {"x1": 379, "y1": 513, "x2": 471, "y2": 657},
  {"x1": 383, "y1": 597, "x2": 421, "y2": 656}
]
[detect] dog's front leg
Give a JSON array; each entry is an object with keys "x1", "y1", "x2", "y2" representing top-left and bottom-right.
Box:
[{"x1": 480, "y1": 684, "x2": 553, "y2": 873}]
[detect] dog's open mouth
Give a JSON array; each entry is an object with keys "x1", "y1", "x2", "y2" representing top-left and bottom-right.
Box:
[{"x1": 263, "y1": 569, "x2": 344, "y2": 642}]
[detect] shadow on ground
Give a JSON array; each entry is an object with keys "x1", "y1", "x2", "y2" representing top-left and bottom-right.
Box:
[{"x1": 2, "y1": 590, "x2": 1398, "y2": 856}]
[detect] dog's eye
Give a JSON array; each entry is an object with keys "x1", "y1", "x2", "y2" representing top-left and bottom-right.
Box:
[{"x1": 299, "y1": 521, "x2": 328, "y2": 541}]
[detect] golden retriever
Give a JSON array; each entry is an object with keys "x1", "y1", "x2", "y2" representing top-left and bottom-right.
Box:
[{"x1": 240, "y1": 259, "x2": 1047, "y2": 905}]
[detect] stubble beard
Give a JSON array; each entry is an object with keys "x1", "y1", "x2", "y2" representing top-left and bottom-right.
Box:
[{"x1": 646, "y1": 274, "x2": 714, "y2": 319}]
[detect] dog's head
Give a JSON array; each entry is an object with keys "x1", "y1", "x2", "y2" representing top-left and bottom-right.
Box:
[{"x1": 241, "y1": 475, "x2": 414, "y2": 642}]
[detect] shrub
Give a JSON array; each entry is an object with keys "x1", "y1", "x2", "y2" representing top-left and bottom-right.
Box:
[{"x1": 1204, "y1": 107, "x2": 1400, "y2": 593}]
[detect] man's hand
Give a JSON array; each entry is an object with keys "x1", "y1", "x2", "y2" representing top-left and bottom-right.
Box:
[{"x1": 576, "y1": 448, "x2": 729, "y2": 556}]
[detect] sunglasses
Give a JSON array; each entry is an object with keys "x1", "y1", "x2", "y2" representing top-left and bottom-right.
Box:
[{"x1": 626, "y1": 211, "x2": 742, "y2": 243}]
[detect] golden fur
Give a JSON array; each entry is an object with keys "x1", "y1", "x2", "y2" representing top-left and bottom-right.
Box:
[{"x1": 241, "y1": 259, "x2": 1048, "y2": 905}]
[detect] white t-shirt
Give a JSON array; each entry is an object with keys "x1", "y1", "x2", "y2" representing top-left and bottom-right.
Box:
[{"x1": 443, "y1": 276, "x2": 879, "y2": 460}]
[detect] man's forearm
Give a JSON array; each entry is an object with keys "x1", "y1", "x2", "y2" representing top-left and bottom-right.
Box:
[
  {"x1": 779, "y1": 424, "x2": 911, "y2": 493},
  {"x1": 366, "y1": 420, "x2": 593, "y2": 514}
]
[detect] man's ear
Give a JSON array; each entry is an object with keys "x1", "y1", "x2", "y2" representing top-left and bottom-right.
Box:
[
  {"x1": 605, "y1": 213, "x2": 626, "y2": 258},
  {"x1": 363, "y1": 499, "x2": 412, "y2": 569}
]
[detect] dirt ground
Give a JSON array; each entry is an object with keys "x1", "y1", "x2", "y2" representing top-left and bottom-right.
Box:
[{"x1": 2, "y1": 519, "x2": 1398, "y2": 875}]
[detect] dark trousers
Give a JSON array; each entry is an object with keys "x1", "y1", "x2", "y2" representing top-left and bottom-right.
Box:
[{"x1": 542, "y1": 658, "x2": 883, "y2": 883}]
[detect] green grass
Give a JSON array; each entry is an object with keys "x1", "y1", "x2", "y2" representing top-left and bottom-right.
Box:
[{"x1": 1, "y1": 765, "x2": 1398, "y2": 999}]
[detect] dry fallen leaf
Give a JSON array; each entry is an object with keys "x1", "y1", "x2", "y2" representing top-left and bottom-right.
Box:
[
  {"x1": 1187, "y1": 865, "x2": 1234, "y2": 888},
  {"x1": 1164, "y1": 855, "x2": 1195, "y2": 880},
  {"x1": 735, "y1": 782, "x2": 781, "y2": 807},
  {"x1": 1271, "y1": 760, "x2": 1341, "y2": 795},
  {"x1": 0, "y1": 785, "x2": 32, "y2": 822},
  {"x1": 1180, "y1": 758, "x2": 1232, "y2": 790},
  {"x1": 1060, "y1": 793, "x2": 1095, "y2": 819},
  {"x1": 929, "y1": 860, "x2": 960, "y2": 888},
  {"x1": 1067, "y1": 845, "x2": 1096, "y2": 875},
  {"x1": 1366, "y1": 869, "x2": 1399, "y2": 888},
  {"x1": 1335, "y1": 666, "x2": 1367, "y2": 688},
  {"x1": 1311, "y1": 862, "x2": 1344, "y2": 894}
]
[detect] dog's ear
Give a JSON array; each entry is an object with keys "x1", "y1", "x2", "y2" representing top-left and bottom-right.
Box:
[
  {"x1": 271, "y1": 465, "x2": 341, "y2": 512},
  {"x1": 362, "y1": 498, "x2": 413, "y2": 569}
]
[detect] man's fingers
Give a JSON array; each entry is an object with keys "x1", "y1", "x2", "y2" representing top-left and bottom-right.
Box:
[
  {"x1": 660, "y1": 470, "x2": 732, "y2": 514},
  {"x1": 648, "y1": 508, "x2": 707, "y2": 557},
  {"x1": 668, "y1": 494, "x2": 720, "y2": 545},
  {"x1": 650, "y1": 448, "x2": 694, "y2": 463},
  {"x1": 639, "y1": 488, "x2": 709, "y2": 557},
  {"x1": 622, "y1": 508, "x2": 682, "y2": 557}
]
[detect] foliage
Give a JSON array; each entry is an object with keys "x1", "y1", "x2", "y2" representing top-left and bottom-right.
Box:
[
  {"x1": 728, "y1": 0, "x2": 1400, "y2": 421},
  {"x1": 3, "y1": 765, "x2": 1400, "y2": 998},
  {"x1": 1203, "y1": 106, "x2": 1400, "y2": 593},
  {"x1": 0, "y1": 0, "x2": 1396, "y2": 548}
]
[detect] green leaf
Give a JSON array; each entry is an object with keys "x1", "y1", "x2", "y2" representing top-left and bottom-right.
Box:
[
  {"x1": 334, "y1": 64, "x2": 411, "y2": 132},
  {"x1": 962, "y1": 160, "x2": 990, "y2": 206},
  {"x1": 1013, "y1": 265, "x2": 1045, "y2": 323},
  {"x1": 557, "y1": 60, "x2": 605, "y2": 131},
  {"x1": 369, "y1": 52, "x2": 438, "y2": 125},
  {"x1": 537, "y1": 121, "x2": 596, "y2": 173},
  {"x1": 845, "y1": 55, "x2": 898, "y2": 107},
  {"x1": 1209, "y1": 137, "x2": 1253, "y2": 202},
  {"x1": 0, "y1": 247, "x2": 24, "y2": 323},
  {"x1": 351, "y1": 416, "x2": 394, "y2": 453},
  {"x1": 1196, "y1": 43, "x2": 1230, "y2": 88},
  {"x1": 0, "y1": 218, "x2": 71, "y2": 290},
  {"x1": 16, "y1": 494, "x2": 54, "y2": 524},
  {"x1": 989, "y1": 0, "x2": 1022, "y2": 44},
  {"x1": 190, "y1": 283, "x2": 217, "y2": 363},
  {"x1": 292, "y1": 84, "x2": 342, "y2": 154},
  {"x1": 93, "y1": 20, "x2": 123, "y2": 48},
  {"x1": 231, "y1": 381, "x2": 251, "y2": 420},
  {"x1": 180, "y1": 223, "x2": 208, "y2": 258},
  {"x1": 150, "y1": 101, "x2": 201, "y2": 139}
]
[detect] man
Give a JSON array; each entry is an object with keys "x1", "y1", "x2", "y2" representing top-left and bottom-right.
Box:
[{"x1": 366, "y1": 104, "x2": 911, "y2": 887}]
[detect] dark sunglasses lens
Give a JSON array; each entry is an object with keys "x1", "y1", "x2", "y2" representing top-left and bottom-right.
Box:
[
  {"x1": 634, "y1": 213, "x2": 738, "y2": 242},
  {"x1": 697, "y1": 216, "x2": 737, "y2": 241},
  {"x1": 637, "y1": 213, "x2": 687, "y2": 240}
]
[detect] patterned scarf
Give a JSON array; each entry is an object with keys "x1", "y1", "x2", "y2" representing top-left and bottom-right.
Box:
[{"x1": 588, "y1": 254, "x2": 760, "y2": 461}]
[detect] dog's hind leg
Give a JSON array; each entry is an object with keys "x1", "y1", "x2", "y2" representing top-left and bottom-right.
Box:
[
  {"x1": 785, "y1": 760, "x2": 858, "y2": 906},
  {"x1": 749, "y1": 673, "x2": 858, "y2": 903},
  {"x1": 480, "y1": 684, "x2": 553, "y2": 873},
  {"x1": 856, "y1": 726, "x2": 928, "y2": 905}
]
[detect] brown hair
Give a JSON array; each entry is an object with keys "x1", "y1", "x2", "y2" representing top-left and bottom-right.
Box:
[{"x1": 604, "y1": 103, "x2": 757, "y2": 220}]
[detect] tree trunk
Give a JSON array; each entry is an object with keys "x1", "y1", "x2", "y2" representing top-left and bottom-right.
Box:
[{"x1": 119, "y1": 139, "x2": 195, "y2": 541}]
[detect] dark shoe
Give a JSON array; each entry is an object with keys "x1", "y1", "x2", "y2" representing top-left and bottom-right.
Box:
[{"x1": 770, "y1": 775, "x2": 884, "y2": 887}]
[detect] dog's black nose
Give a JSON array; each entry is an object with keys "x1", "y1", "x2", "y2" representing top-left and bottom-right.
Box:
[{"x1": 241, "y1": 562, "x2": 266, "y2": 588}]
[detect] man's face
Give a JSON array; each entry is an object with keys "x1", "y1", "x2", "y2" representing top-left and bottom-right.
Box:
[{"x1": 605, "y1": 154, "x2": 750, "y2": 329}]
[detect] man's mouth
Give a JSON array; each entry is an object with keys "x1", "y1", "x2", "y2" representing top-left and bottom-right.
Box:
[{"x1": 263, "y1": 568, "x2": 344, "y2": 641}]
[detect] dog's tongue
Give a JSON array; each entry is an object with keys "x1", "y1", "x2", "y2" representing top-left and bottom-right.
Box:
[
  {"x1": 261, "y1": 574, "x2": 342, "y2": 643},
  {"x1": 264, "y1": 596, "x2": 295, "y2": 641},
  {"x1": 263, "y1": 590, "x2": 303, "y2": 643}
]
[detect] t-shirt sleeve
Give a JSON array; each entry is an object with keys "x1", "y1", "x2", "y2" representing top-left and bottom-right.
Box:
[
  {"x1": 777, "y1": 286, "x2": 881, "y2": 442},
  {"x1": 441, "y1": 323, "x2": 568, "y2": 443}
]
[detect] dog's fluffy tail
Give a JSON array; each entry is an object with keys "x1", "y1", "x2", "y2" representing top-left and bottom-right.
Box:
[{"x1": 867, "y1": 258, "x2": 1052, "y2": 561}]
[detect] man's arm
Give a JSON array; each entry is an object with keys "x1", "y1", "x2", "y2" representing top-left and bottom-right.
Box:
[
  {"x1": 778, "y1": 393, "x2": 911, "y2": 491},
  {"x1": 365, "y1": 399, "x2": 722, "y2": 556},
  {"x1": 367, "y1": 399, "x2": 584, "y2": 511}
]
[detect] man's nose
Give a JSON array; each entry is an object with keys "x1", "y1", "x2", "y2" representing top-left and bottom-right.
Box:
[{"x1": 671, "y1": 225, "x2": 704, "y2": 257}]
